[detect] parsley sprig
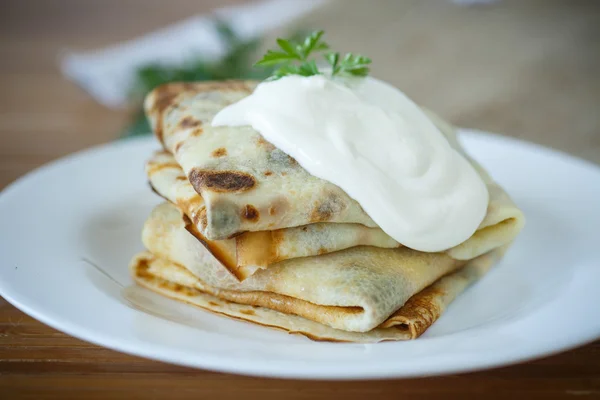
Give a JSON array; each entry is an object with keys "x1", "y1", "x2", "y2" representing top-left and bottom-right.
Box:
[{"x1": 255, "y1": 30, "x2": 371, "y2": 80}]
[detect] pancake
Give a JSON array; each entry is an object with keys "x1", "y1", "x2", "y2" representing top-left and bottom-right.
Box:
[
  {"x1": 144, "y1": 81, "x2": 376, "y2": 240},
  {"x1": 138, "y1": 202, "x2": 506, "y2": 334},
  {"x1": 144, "y1": 81, "x2": 523, "y2": 248},
  {"x1": 146, "y1": 149, "x2": 523, "y2": 279},
  {"x1": 133, "y1": 80, "x2": 525, "y2": 340}
]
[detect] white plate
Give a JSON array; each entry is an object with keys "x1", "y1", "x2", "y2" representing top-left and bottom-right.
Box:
[{"x1": 1, "y1": 130, "x2": 599, "y2": 380}]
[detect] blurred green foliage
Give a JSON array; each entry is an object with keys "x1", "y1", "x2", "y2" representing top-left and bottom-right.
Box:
[{"x1": 121, "y1": 21, "x2": 305, "y2": 138}]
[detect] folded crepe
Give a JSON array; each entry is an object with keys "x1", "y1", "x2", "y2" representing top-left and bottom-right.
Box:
[
  {"x1": 146, "y1": 150, "x2": 399, "y2": 279},
  {"x1": 145, "y1": 81, "x2": 377, "y2": 240},
  {"x1": 130, "y1": 202, "x2": 508, "y2": 342},
  {"x1": 146, "y1": 149, "x2": 521, "y2": 279},
  {"x1": 130, "y1": 80, "x2": 525, "y2": 341}
]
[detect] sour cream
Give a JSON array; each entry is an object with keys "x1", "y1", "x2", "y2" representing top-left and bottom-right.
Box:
[{"x1": 212, "y1": 74, "x2": 488, "y2": 252}]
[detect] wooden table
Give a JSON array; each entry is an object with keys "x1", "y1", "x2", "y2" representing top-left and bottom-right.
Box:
[{"x1": 1, "y1": 0, "x2": 599, "y2": 398}]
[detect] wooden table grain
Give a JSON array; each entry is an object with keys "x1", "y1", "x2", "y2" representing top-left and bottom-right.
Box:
[{"x1": 1, "y1": 0, "x2": 599, "y2": 398}]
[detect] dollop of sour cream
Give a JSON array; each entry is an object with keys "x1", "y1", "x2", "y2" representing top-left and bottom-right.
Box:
[{"x1": 212, "y1": 75, "x2": 488, "y2": 252}]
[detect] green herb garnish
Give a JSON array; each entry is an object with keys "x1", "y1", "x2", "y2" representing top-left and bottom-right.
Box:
[{"x1": 255, "y1": 30, "x2": 371, "y2": 80}]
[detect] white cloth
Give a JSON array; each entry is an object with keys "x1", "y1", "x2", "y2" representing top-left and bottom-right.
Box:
[{"x1": 60, "y1": 0, "x2": 326, "y2": 108}]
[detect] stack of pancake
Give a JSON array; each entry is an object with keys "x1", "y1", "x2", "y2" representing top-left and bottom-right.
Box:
[{"x1": 129, "y1": 81, "x2": 524, "y2": 342}]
